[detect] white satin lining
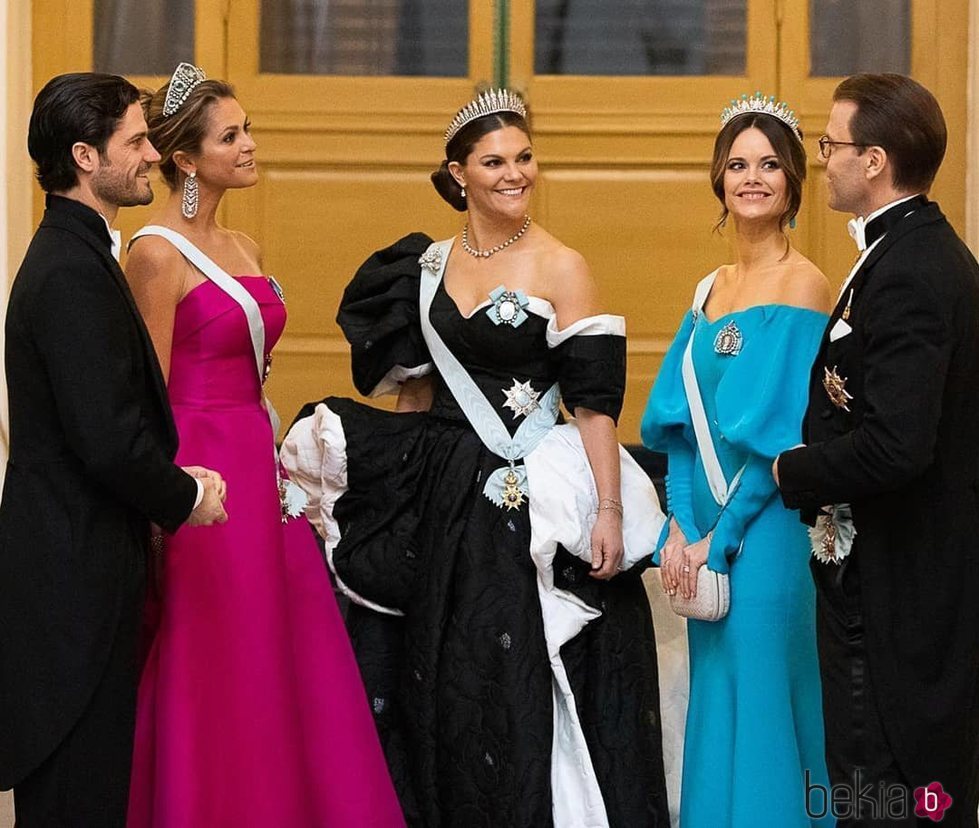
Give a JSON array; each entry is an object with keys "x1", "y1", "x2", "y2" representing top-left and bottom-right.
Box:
[
  {"x1": 546, "y1": 314, "x2": 626, "y2": 348},
  {"x1": 369, "y1": 363, "x2": 434, "y2": 398}
]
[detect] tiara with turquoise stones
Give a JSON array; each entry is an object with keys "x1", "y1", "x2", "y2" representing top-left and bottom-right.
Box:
[
  {"x1": 444, "y1": 89, "x2": 528, "y2": 146},
  {"x1": 720, "y1": 92, "x2": 802, "y2": 142}
]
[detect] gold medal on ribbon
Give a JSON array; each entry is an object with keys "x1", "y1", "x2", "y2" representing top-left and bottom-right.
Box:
[{"x1": 501, "y1": 468, "x2": 526, "y2": 511}]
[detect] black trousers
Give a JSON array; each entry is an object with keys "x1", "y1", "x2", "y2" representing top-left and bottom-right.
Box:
[
  {"x1": 813, "y1": 555, "x2": 972, "y2": 827},
  {"x1": 13, "y1": 593, "x2": 141, "y2": 828}
]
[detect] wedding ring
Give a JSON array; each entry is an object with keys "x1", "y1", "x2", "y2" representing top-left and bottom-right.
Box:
[{"x1": 682, "y1": 565, "x2": 690, "y2": 572}]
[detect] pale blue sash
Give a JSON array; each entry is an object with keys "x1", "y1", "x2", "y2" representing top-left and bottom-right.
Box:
[{"x1": 418, "y1": 239, "x2": 560, "y2": 507}]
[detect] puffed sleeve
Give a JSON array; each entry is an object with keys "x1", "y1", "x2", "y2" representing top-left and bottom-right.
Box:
[
  {"x1": 547, "y1": 314, "x2": 627, "y2": 423},
  {"x1": 640, "y1": 310, "x2": 700, "y2": 557},
  {"x1": 336, "y1": 232, "x2": 435, "y2": 397},
  {"x1": 705, "y1": 308, "x2": 826, "y2": 571}
]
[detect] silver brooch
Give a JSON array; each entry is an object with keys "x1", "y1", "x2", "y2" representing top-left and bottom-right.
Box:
[
  {"x1": 502, "y1": 378, "x2": 540, "y2": 419},
  {"x1": 419, "y1": 247, "x2": 443, "y2": 274},
  {"x1": 486, "y1": 286, "x2": 529, "y2": 327},
  {"x1": 713, "y1": 320, "x2": 743, "y2": 355}
]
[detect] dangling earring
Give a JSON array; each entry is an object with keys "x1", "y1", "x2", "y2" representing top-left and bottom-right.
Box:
[
  {"x1": 460, "y1": 186, "x2": 466, "y2": 199},
  {"x1": 789, "y1": 216, "x2": 797, "y2": 230},
  {"x1": 181, "y1": 171, "x2": 199, "y2": 219}
]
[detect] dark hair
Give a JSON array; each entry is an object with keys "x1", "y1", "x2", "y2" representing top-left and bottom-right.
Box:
[
  {"x1": 28, "y1": 73, "x2": 140, "y2": 193},
  {"x1": 143, "y1": 77, "x2": 236, "y2": 189},
  {"x1": 709, "y1": 112, "x2": 807, "y2": 231},
  {"x1": 833, "y1": 73, "x2": 946, "y2": 193},
  {"x1": 431, "y1": 110, "x2": 532, "y2": 211}
]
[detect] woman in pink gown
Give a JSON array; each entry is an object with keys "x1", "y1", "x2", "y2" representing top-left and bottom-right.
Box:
[{"x1": 124, "y1": 64, "x2": 404, "y2": 827}]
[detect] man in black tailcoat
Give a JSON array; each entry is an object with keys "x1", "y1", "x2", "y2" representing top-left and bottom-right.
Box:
[
  {"x1": 0, "y1": 73, "x2": 228, "y2": 827},
  {"x1": 776, "y1": 74, "x2": 979, "y2": 826}
]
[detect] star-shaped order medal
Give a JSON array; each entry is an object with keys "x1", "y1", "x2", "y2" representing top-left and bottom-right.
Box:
[
  {"x1": 823, "y1": 365, "x2": 853, "y2": 411},
  {"x1": 502, "y1": 378, "x2": 540, "y2": 419}
]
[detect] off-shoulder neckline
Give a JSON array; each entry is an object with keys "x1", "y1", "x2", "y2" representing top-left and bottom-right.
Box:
[
  {"x1": 436, "y1": 277, "x2": 555, "y2": 321},
  {"x1": 700, "y1": 303, "x2": 829, "y2": 327}
]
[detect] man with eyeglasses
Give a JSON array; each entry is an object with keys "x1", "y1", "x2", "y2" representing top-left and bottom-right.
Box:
[{"x1": 774, "y1": 74, "x2": 979, "y2": 826}]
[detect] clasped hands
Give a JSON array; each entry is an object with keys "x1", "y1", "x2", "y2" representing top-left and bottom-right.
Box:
[
  {"x1": 659, "y1": 517, "x2": 709, "y2": 599},
  {"x1": 183, "y1": 465, "x2": 229, "y2": 526}
]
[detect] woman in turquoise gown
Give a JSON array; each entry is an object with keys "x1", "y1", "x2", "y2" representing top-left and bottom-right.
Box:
[{"x1": 642, "y1": 96, "x2": 835, "y2": 827}]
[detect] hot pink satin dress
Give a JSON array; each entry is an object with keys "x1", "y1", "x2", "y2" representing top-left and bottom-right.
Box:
[{"x1": 127, "y1": 276, "x2": 404, "y2": 827}]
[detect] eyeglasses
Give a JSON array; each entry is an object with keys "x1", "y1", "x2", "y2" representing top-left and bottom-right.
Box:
[{"x1": 817, "y1": 135, "x2": 868, "y2": 158}]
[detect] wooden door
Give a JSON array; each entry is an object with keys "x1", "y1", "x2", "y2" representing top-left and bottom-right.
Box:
[{"x1": 31, "y1": 0, "x2": 971, "y2": 440}]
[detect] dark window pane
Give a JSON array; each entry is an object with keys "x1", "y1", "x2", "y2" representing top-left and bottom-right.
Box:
[
  {"x1": 810, "y1": 0, "x2": 910, "y2": 76},
  {"x1": 94, "y1": 0, "x2": 195, "y2": 76},
  {"x1": 261, "y1": 0, "x2": 467, "y2": 76},
  {"x1": 535, "y1": 0, "x2": 746, "y2": 76}
]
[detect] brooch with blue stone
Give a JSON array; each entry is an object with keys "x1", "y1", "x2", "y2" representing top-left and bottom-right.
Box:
[
  {"x1": 486, "y1": 286, "x2": 529, "y2": 327},
  {"x1": 713, "y1": 320, "x2": 743, "y2": 355},
  {"x1": 502, "y1": 378, "x2": 540, "y2": 419},
  {"x1": 419, "y1": 247, "x2": 443, "y2": 274}
]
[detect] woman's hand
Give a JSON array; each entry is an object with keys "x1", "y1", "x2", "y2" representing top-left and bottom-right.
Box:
[
  {"x1": 660, "y1": 517, "x2": 688, "y2": 596},
  {"x1": 680, "y1": 534, "x2": 711, "y2": 599},
  {"x1": 589, "y1": 509, "x2": 624, "y2": 579}
]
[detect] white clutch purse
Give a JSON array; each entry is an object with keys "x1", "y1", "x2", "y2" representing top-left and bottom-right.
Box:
[{"x1": 669, "y1": 568, "x2": 730, "y2": 622}]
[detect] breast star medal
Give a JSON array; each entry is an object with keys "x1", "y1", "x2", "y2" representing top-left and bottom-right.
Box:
[
  {"x1": 502, "y1": 378, "x2": 540, "y2": 419},
  {"x1": 823, "y1": 365, "x2": 853, "y2": 411},
  {"x1": 713, "y1": 320, "x2": 743, "y2": 355},
  {"x1": 501, "y1": 467, "x2": 526, "y2": 511}
]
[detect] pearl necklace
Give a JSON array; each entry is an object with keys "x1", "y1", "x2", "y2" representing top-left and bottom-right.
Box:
[{"x1": 462, "y1": 215, "x2": 532, "y2": 259}]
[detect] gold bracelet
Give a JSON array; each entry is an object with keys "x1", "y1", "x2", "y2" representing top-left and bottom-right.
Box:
[{"x1": 598, "y1": 502, "x2": 623, "y2": 518}]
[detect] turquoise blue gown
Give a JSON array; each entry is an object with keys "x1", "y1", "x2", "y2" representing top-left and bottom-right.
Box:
[{"x1": 641, "y1": 301, "x2": 834, "y2": 828}]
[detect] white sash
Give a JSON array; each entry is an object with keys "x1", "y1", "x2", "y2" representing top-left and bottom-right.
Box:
[
  {"x1": 681, "y1": 271, "x2": 745, "y2": 509},
  {"x1": 131, "y1": 226, "x2": 306, "y2": 518}
]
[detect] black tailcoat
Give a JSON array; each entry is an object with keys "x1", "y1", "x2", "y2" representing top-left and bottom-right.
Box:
[
  {"x1": 0, "y1": 196, "x2": 197, "y2": 788},
  {"x1": 779, "y1": 199, "x2": 979, "y2": 809}
]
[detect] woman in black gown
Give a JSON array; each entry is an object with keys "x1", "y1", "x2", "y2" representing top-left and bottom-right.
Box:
[{"x1": 283, "y1": 89, "x2": 669, "y2": 827}]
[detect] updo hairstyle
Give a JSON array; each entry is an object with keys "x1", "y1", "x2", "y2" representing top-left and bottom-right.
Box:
[
  {"x1": 430, "y1": 110, "x2": 532, "y2": 211},
  {"x1": 708, "y1": 112, "x2": 806, "y2": 231},
  {"x1": 142, "y1": 78, "x2": 236, "y2": 190}
]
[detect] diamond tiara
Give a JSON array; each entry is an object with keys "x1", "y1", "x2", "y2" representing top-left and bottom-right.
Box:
[
  {"x1": 720, "y1": 92, "x2": 802, "y2": 142},
  {"x1": 163, "y1": 62, "x2": 207, "y2": 118},
  {"x1": 444, "y1": 89, "x2": 528, "y2": 146}
]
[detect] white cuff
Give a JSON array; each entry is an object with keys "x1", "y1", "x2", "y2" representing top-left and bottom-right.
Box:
[{"x1": 193, "y1": 478, "x2": 204, "y2": 509}]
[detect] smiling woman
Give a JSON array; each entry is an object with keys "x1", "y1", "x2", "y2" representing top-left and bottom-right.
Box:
[
  {"x1": 641, "y1": 93, "x2": 834, "y2": 828},
  {"x1": 280, "y1": 88, "x2": 672, "y2": 826},
  {"x1": 120, "y1": 65, "x2": 405, "y2": 828}
]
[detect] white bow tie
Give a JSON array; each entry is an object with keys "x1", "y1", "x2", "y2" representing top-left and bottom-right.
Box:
[{"x1": 847, "y1": 216, "x2": 867, "y2": 252}]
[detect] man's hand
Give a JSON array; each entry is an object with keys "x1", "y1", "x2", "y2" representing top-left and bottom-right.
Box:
[
  {"x1": 183, "y1": 465, "x2": 227, "y2": 503},
  {"x1": 184, "y1": 468, "x2": 228, "y2": 526}
]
